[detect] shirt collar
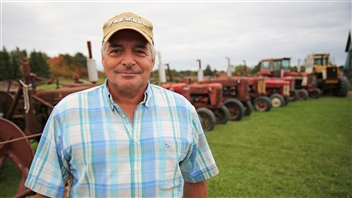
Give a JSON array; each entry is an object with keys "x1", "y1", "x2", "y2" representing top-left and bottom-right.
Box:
[{"x1": 103, "y1": 79, "x2": 152, "y2": 111}]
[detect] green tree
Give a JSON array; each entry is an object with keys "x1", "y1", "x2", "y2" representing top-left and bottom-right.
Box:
[
  {"x1": 0, "y1": 47, "x2": 24, "y2": 80},
  {"x1": 300, "y1": 66, "x2": 306, "y2": 72},
  {"x1": 10, "y1": 50, "x2": 21, "y2": 78},
  {"x1": 233, "y1": 65, "x2": 251, "y2": 76},
  {"x1": 72, "y1": 52, "x2": 87, "y2": 68},
  {"x1": 0, "y1": 47, "x2": 12, "y2": 80},
  {"x1": 290, "y1": 66, "x2": 298, "y2": 72},
  {"x1": 29, "y1": 50, "x2": 51, "y2": 78},
  {"x1": 204, "y1": 64, "x2": 213, "y2": 76},
  {"x1": 250, "y1": 62, "x2": 261, "y2": 76}
]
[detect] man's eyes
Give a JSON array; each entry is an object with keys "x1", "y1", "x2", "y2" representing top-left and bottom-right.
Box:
[
  {"x1": 135, "y1": 49, "x2": 147, "y2": 55},
  {"x1": 107, "y1": 48, "x2": 148, "y2": 56},
  {"x1": 109, "y1": 48, "x2": 122, "y2": 54}
]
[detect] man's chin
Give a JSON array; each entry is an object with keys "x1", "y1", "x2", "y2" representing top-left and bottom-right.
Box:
[{"x1": 119, "y1": 82, "x2": 146, "y2": 91}]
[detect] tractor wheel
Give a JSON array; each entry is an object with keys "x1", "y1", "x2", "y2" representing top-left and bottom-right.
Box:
[
  {"x1": 311, "y1": 75, "x2": 318, "y2": 88},
  {"x1": 224, "y1": 99, "x2": 244, "y2": 121},
  {"x1": 197, "y1": 107, "x2": 216, "y2": 131},
  {"x1": 284, "y1": 97, "x2": 289, "y2": 106},
  {"x1": 270, "y1": 93, "x2": 285, "y2": 108},
  {"x1": 0, "y1": 118, "x2": 34, "y2": 196},
  {"x1": 243, "y1": 100, "x2": 253, "y2": 116},
  {"x1": 309, "y1": 88, "x2": 321, "y2": 99},
  {"x1": 297, "y1": 89, "x2": 308, "y2": 100},
  {"x1": 288, "y1": 90, "x2": 298, "y2": 101},
  {"x1": 213, "y1": 106, "x2": 229, "y2": 124},
  {"x1": 253, "y1": 96, "x2": 271, "y2": 112},
  {"x1": 337, "y1": 76, "x2": 350, "y2": 97}
]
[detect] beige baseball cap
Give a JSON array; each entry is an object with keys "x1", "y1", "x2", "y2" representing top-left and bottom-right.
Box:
[{"x1": 102, "y1": 12, "x2": 154, "y2": 45}]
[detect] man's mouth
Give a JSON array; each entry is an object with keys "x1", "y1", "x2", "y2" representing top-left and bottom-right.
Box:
[{"x1": 115, "y1": 70, "x2": 139, "y2": 74}]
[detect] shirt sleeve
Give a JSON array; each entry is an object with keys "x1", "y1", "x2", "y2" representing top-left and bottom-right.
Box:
[
  {"x1": 25, "y1": 106, "x2": 68, "y2": 197},
  {"x1": 179, "y1": 107, "x2": 219, "y2": 183}
]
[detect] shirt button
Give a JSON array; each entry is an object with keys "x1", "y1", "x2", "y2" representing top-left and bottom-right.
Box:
[
  {"x1": 134, "y1": 139, "x2": 139, "y2": 143},
  {"x1": 135, "y1": 167, "x2": 140, "y2": 172}
]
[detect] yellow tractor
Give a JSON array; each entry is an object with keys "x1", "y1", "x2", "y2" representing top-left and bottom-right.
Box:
[{"x1": 304, "y1": 53, "x2": 350, "y2": 97}]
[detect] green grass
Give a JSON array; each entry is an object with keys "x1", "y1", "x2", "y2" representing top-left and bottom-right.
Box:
[
  {"x1": 206, "y1": 97, "x2": 351, "y2": 197},
  {"x1": 0, "y1": 97, "x2": 351, "y2": 197}
]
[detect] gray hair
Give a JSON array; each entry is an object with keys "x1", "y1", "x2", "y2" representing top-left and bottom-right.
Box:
[{"x1": 101, "y1": 42, "x2": 157, "y2": 60}]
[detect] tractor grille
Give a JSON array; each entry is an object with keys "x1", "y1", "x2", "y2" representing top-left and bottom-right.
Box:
[
  {"x1": 284, "y1": 85, "x2": 290, "y2": 96},
  {"x1": 326, "y1": 67, "x2": 338, "y2": 80},
  {"x1": 257, "y1": 80, "x2": 266, "y2": 94},
  {"x1": 291, "y1": 80, "x2": 295, "y2": 90},
  {"x1": 216, "y1": 87, "x2": 222, "y2": 106}
]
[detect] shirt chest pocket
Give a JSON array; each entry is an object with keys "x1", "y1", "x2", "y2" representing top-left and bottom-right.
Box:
[{"x1": 157, "y1": 138, "x2": 188, "y2": 190}]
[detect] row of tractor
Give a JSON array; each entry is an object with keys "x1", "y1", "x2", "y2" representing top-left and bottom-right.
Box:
[{"x1": 157, "y1": 53, "x2": 350, "y2": 132}]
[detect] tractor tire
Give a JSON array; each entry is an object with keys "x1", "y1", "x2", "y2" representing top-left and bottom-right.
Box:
[
  {"x1": 213, "y1": 106, "x2": 229, "y2": 124},
  {"x1": 284, "y1": 97, "x2": 289, "y2": 106},
  {"x1": 288, "y1": 90, "x2": 298, "y2": 101},
  {"x1": 311, "y1": 75, "x2": 318, "y2": 88},
  {"x1": 337, "y1": 76, "x2": 350, "y2": 97},
  {"x1": 297, "y1": 89, "x2": 308, "y2": 100},
  {"x1": 270, "y1": 93, "x2": 285, "y2": 108},
  {"x1": 243, "y1": 100, "x2": 253, "y2": 116},
  {"x1": 309, "y1": 88, "x2": 321, "y2": 99},
  {"x1": 253, "y1": 96, "x2": 271, "y2": 112},
  {"x1": 224, "y1": 99, "x2": 244, "y2": 121},
  {"x1": 197, "y1": 107, "x2": 216, "y2": 132}
]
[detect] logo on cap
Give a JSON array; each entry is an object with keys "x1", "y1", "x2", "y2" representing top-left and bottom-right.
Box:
[{"x1": 109, "y1": 16, "x2": 147, "y2": 27}]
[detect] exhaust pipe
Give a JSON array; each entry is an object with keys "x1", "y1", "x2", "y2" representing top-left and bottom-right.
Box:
[{"x1": 87, "y1": 41, "x2": 98, "y2": 84}]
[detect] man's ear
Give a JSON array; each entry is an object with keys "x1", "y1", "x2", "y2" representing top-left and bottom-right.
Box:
[{"x1": 151, "y1": 58, "x2": 156, "y2": 69}]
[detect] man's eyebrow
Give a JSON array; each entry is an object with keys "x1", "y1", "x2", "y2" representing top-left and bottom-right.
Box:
[{"x1": 134, "y1": 44, "x2": 148, "y2": 49}]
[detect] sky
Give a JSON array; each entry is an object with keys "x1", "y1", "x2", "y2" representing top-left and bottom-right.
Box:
[{"x1": 1, "y1": 1, "x2": 351, "y2": 73}]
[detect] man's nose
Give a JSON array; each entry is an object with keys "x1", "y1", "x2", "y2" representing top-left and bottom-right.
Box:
[{"x1": 122, "y1": 50, "x2": 135, "y2": 67}]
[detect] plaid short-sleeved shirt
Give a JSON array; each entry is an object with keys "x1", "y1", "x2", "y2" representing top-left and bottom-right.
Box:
[{"x1": 25, "y1": 80, "x2": 219, "y2": 197}]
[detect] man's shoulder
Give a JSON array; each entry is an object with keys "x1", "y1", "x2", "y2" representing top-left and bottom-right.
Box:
[
  {"x1": 54, "y1": 84, "x2": 104, "y2": 108},
  {"x1": 149, "y1": 84, "x2": 194, "y2": 108},
  {"x1": 65, "y1": 84, "x2": 103, "y2": 99},
  {"x1": 150, "y1": 84, "x2": 186, "y2": 99}
]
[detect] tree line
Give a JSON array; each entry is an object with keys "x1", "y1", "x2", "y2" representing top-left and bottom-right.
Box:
[{"x1": 0, "y1": 46, "x2": 105, "y2": 81}]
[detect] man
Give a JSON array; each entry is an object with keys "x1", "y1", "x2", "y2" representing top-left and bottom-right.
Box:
[{"x1": 25, "y1": 12, "x2": 219, "y2": 197}]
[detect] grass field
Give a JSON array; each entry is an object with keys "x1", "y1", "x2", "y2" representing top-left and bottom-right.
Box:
[
  {"x1": 206, "y1": 96, "x2": 351, "y2": 197},
  {"x1": 0, "y1": 96, "x2": 351, "y2": 197}
]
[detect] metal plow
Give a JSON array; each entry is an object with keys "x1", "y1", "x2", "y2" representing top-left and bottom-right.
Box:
[{"x1": 0, "y1": 118, "x2": 37, "y2": 197}]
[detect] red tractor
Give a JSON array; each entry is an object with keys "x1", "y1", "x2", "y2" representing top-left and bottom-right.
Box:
[
  {"x1": 158, "y1": 58, "x2": 229, "y2": 132},
  {"x1": 202, "y1": 76, "x2": 251, "y2": 121},
  {"x1": 247, "y1": 76, "x2": 277, "y2": 110},
  {"x1": 263, "y1": 78, "x2": 291, "y2": 107},
  {"x1": 257, "y1": 57, "x2": 320, "y2": 100},
  {"x1": 161, "y1": 82, "x2": 229, "y2": 132}
]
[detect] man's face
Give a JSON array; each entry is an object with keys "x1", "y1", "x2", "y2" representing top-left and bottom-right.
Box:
[{"x1": 102, "y1": 29, "x2": 155, "y2": 93}]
